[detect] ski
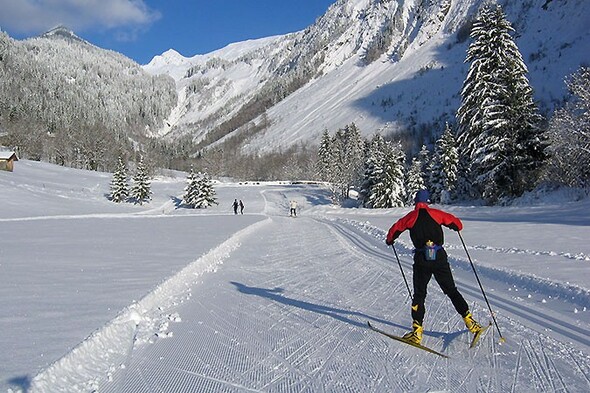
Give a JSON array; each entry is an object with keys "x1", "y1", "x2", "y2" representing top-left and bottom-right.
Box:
[
  {"x1": 367, "y1": 321, "x2": 449, "y2": 358},
  {"x1": 469, "y1": 322, "x2": 492, "y2": 348}
]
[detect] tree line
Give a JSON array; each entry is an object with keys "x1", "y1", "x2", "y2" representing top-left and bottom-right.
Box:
[{"x1": 315, "y1": 2, "x2": 589, "y2": 206}]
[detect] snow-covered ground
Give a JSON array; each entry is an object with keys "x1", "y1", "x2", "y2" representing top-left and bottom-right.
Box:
[{"x1": 1, "y1": 160, "x2": 589, "y2": 392}]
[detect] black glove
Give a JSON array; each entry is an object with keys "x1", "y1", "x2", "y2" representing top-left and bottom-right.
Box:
[
  {"x1": 448, "y1": 223, "x2": 460, "y2": 232},
  {"x1": 385, "y1": 234, "x2": 397, "y2": 246}
]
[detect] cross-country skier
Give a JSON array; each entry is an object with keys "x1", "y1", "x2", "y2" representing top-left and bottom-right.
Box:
[
  {"x1": 385, "y1": 189, "x2": 482, "y2": 344},
  {"x1": 289, "y1": 200, "x2": 297, "y2": 217}
]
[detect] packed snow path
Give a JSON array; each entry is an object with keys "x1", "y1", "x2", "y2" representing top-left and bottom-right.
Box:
[{"x1": 26, "y1": 186, "x2": 590, "y2": 393}]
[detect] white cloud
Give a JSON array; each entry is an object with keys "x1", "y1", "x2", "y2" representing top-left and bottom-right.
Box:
[{"x1": 0, "y1": 0, "x2": 161, "y2": 37}]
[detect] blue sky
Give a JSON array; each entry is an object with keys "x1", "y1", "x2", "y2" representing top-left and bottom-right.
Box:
[{"x1": 0, "y1": 0, "x2": 336, "y2": 65}]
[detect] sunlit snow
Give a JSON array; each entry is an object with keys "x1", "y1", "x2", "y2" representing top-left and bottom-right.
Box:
[{"x1": 1, "y1": 160, "x2": 589, "y2": 392}]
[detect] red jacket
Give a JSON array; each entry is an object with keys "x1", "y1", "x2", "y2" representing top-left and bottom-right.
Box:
[{"x1": 386, "y1": 202, "x2": 463, "y2": 248}]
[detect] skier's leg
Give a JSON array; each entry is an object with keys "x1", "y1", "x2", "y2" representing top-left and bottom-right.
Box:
[
  {"x1": 432, "y1": 251, "x2": 468, "y2": 316},
  {"x1": 411, "y1": 260, "x2": 432, "y2": 324}
]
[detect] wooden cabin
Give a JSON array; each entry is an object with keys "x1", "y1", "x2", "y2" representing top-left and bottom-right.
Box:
[{"x1": 0, "y1": 151, "x2": 18, "y2": 172}]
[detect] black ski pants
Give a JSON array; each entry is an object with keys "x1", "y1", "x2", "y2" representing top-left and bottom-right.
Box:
[{"x1": 410, "y1": 249, "x2": 469, "y2": 325}]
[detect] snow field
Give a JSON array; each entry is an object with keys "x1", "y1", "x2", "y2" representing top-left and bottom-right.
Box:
[{"x1": 1, "y1": 160, "x2": 590, "y2": 392}]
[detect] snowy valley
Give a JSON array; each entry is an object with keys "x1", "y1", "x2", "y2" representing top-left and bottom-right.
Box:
[
  {"x1": 1, "y1": 0, "x2": 590, "y2": 390},
  {"x1": 1, "y1": 160, "x2": 589, "y2": 392}
]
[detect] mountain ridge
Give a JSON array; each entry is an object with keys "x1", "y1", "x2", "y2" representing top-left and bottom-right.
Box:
[{"x1": 142, "y1": 0, "x2": 590, "y2": 154}]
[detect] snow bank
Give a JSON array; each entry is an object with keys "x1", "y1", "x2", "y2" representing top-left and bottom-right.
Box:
[{"x1": 28, "y1": 218, "x2": 271, "y2": 393}]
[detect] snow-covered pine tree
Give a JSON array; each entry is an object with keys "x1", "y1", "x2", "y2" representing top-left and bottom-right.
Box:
[
  {"x1": 456, "y1": 1, "x2": 544, "y2": 203},
  {"x1": 330, "y1": 127, "x2": 347, "y2": 199},
  {"x1": 428, "y1": 145, "x2": 444, "y2": 204},
  {"x1": 329, "y1": 123, "x2": 365, "y2": 200},
  {"x1": 456, "y1": 2, "x2": 506, "y2": 202},
  {"x1": 369, "y1": 140, "x2": 406, "y2": 208},
  {"x1": 130, "y1": 156, "x2": 152, "y2": 205},
  {"x1": 316, "y1": 129, "x2": 334, "y2": 182},
  {"x1": 430, "y1": 123, "x2": 459, "y2": 203},
  {"x1": 417, "y1": 145, "x2": 431, "y2": 190},
  {"x1": 342, "y1": 123, "x2": 366, "y2": 196},
  {"x1": 455, "y1": 150, "x2": 473, "y2": 201},
  {"x1": 195, "y1": 172, "x2": 218, "y2": 208},
  {"x1": 406, "y1": 156, "x2": 426, "y2": 205},
  {"x1": 182, "y1": 167, "x2": 200, "y2": 208},
  {"x1": 543, "y1": 66, "x2": 590, "y2": 188},
  {"x1": 109, "y1": 157, "x2": 129, "y2": 203},
  {"x1": 360, "y1": 134, "x2": 386, "y2": 207}
]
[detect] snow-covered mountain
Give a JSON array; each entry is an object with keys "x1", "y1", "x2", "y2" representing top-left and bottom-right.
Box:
[
  {"x1": 39, "y1": 25, "x2": 92, "y2": 46},
  {"x1": 0, "y1": 25, "x2": 177, "y2": 171},
  {"x1": 144, "y1": 0, "x2": 590, "y2": 154}
]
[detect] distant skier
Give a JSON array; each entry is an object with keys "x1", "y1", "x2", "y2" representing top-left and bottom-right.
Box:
[
  {"x1": 239, "y1": 200, "x2": 244, "y2": 214},
  {"x1": 233, "y1": 199, "x2": 239, "y2": 214},
  {"x1": 385, "y1": 189, "x2": 482, "y2": 344},
  {"x1": 289, "y1": 200, "x2": 297, "y2": 217}
]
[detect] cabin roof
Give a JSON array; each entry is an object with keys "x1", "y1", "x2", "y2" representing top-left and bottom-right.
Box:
[{"x1": 0, "y1": 151, "x2": 18, "y2": 161}]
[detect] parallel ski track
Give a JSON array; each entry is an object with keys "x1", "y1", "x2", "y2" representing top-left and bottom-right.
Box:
[
  {"x1": 323, "y1": 217, "x2": 590, "y2": 392},
  {"x1": 99, "y1": 213, "x2": 588, "y2": 393},
  {"x1": 321, "y1": 218, "x2": 590, "y2": 350}
]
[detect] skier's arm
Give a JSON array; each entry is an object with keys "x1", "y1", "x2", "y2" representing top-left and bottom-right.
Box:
[
  {"x1": 386, "y1": 211, "x2": 416, "y2": 245},
  {"x1": 429, "y1": 209, "x2": 463, "y2": 231}
]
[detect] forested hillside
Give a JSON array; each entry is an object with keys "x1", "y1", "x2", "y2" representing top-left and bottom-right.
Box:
[{"x1": 0, "y1": 27, "x2": 177, "y2": 171}]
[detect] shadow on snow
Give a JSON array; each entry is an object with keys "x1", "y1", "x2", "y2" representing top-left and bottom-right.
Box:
[{"x1": 230, "y1": 281, "x2": 467, "y2": 350}]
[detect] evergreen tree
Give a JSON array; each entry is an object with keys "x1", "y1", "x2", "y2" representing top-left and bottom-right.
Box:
[
  {"x1": 130, "y1": 156, "x2": 152, "y2": 205},
  {"x1": 417, "y1": 145, "x2": 431, "y2": 190},
  {"x1": 109, "y1": 157, "x2": 129, "y2": 203},
  {"x1": 342, "y1": 123, "x2": 366, "y2": 195},
  {"x1": 360, "y1": 134, "x2": 386, "y2": 207},
  {"x1": 369, "y1": 140, "x2": 406, "y2": 208},
  {"x1": 430, "y1": 123, "x2": 459, "y2": 203},
  {"x1": 330, "y1": 123, "x2": 365, "y2": 200},
  {"x1": 456, "y1": 1, "x2": 545, "y2": 203},
  {"x1": 406, "y1": 156, "x2": 426, "y2": 205},
  {"x1": 455, "y1": 151, "x2": 474, "y2": 201},
  {"x1": 439, "y1": 124, "x2": 460, "y2": 203},
  {"x1": 316, "y1": 129, "x2": 333, "y2": 182},
  {"x1": 196, "y1": 173, "x2": 218, "y2": 208},
  {"x1": 428, "y1": 147, "x2": 444, "y2": 204},
  {"x1": 182, "y1": 167, "x2": 201, "y2": 208},
  {"x1": 331, "y1": 127, "x2": 347, "y2": 199}
]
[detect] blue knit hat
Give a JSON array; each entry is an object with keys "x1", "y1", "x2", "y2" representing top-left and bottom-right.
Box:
[{"x1": 414, "y1": 189, "x2": 430, "y2": 204}]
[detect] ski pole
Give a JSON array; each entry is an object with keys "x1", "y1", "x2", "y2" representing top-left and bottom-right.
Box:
[
  {"x1": 458, "y1": 231, "x2": 506, "y2": 343},
  {"x1": 392, "y1": 244, "x2": 413, "y2": 301}
]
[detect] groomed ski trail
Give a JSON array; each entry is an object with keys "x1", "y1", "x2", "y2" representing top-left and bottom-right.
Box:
[{"x1": 28, "y1": 187, "x2": 590, "y2": 392}]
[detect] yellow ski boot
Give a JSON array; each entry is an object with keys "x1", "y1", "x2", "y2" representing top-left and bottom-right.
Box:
[
  {"x1": 463, "y1": 311, "x2": 482, "y2": 334},
  {"x1": 402, "y1": 320, "x2": 424, "y2": 344}
]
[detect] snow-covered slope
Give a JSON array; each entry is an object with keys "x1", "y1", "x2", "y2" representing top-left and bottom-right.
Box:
[
  {"x1": 143, "y1": 36, "x2": 288, "y2": 140},
  {"x1": 144, "y1": 0, "x2": 590, "y2": 154},
  {"x1": 2, "y1": 160, "x2": 590, "y2": 392}
]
